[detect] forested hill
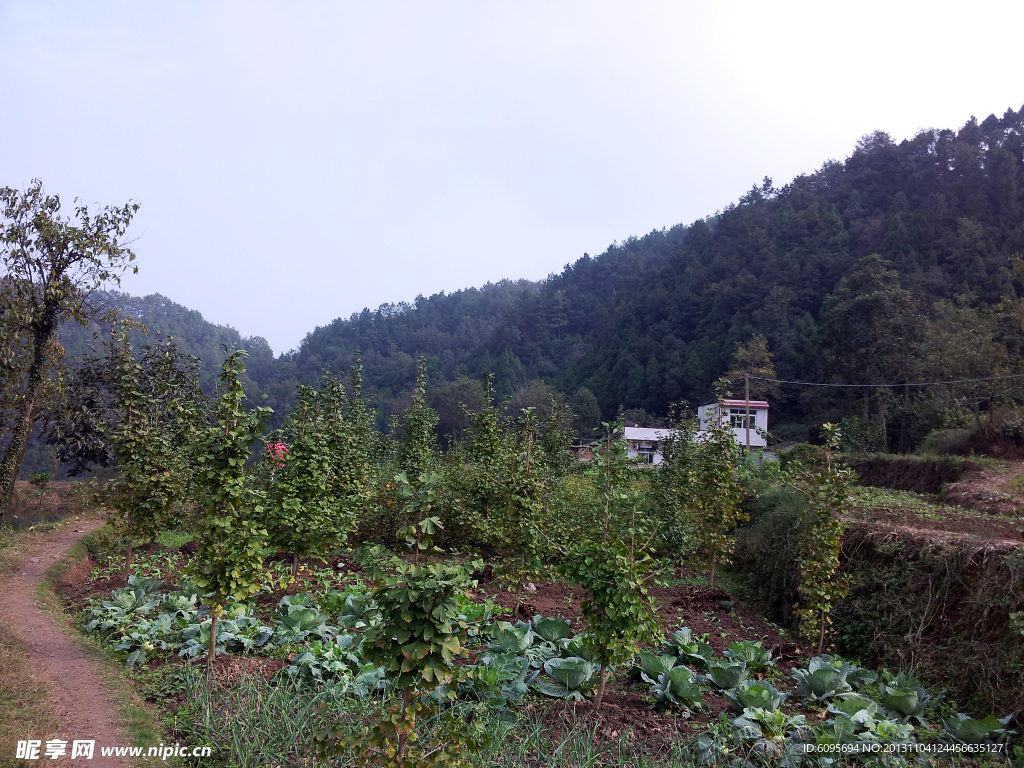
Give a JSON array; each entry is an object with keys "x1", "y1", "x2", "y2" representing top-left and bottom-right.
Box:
[
  {"x1": 564, "y1": 111, "x2": 1024, "y2": 433},
  {"x1": 251, "y1": 106, "x2": 1024, "y2": 439},
  {"x1": 56, "y1": 291, "x2": 275, "y2": 394},
  {"x1": 257, "y1": 226, "x2": 687, "y2": 424},
  {"x1": 49, "y1": 105, "x2": 1024, "y2": 449}
]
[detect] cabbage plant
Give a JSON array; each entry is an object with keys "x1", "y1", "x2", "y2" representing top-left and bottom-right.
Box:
[
  {"x1": 533, "y1": 657, "x2": 598, "y2": 700},
  {"x1": 732, "y1": 707, "x2": 806, "y2": 742},
  {"x1": 828, "y1": 693, "x2": 879, "y2": 724},
  {"x1": 724, "y1": 681, "x2": 787, "y2": 712},
  {"x1": 488, "y1": 621, "x2": 533, "y2": 654},
  {"x1": 879, "y1": 676, "x2": 934, "y2": 725},
  {"x1": 792, "y1": 656, "x2": 853, "y2": 700},
  {"x1": 650, "y1": 666, "x2": 703, "y2": 710},
  {"x1": 563, "y1": 633, "x2": 597, "y2": 662},
  {"x1": 665, "y1": 627, "x2": 715, "y2": 668},
  {"x1": 286, "y1": 636, "x2": 363, "y2": 686},
  {"x1": 275, "y1": 604, "x2": 336, "y2": 644},
  {"x1": 160, "y1": 591, "x2": 200, "y2": 620},
  {"x1": 942, "y1": 714, "x2": 1014, "y2": 744},
  {"x1": 633, "y1": 651, "x2": 676, "y2": 684},
  {"x1": 701, "y1": 661, "x2": 750, "y2": 691},
  {"x1": 336, "y1": 592, "x2": 381, "y2": 632},
  {"x1": 725, "y1": 640, "x2": 773, "y2": 671},
  {"x1": 533, "y1": 615, "x2": 571, "y2": 644},
  {"x1": 467, "y1": 652, "x2": 538, "y2": 707}
]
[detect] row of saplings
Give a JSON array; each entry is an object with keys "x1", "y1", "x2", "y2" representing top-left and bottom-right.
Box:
[{"x1": 57, "y1": 339, "x2": 1009, "y2": 765}]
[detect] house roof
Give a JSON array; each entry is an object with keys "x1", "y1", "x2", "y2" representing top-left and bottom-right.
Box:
[
  {"x1": 701, "y1": 399, "x2": 769, "y2": 408},
  {"x1": 623, "y1": 427, "x2": 674, "y2": 441}
]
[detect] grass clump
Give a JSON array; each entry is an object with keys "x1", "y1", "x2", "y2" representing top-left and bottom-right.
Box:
[{"x1": 0, "y1": 623, "x2": 61, "y2": 762}]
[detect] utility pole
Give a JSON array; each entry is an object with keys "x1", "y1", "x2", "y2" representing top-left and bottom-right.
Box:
[{"x1": 745, "y1": 373, "x2": 751, "y2": 457}]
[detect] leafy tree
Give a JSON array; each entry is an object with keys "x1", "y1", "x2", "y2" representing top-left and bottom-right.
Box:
[
  {"x1": 788, "y1": 423, "x2": 855, "y2": 654},
  {"x1": 397, "y1": 357, "x2": 439, "y2": 478},
  {"x1": 189, "y1": 350, "x2": 272, "y2": 671},
  {"x1": 394, "y1": 470, "x2": 442, "y2": 565},
  {"x1": 0, "y1": 180, "x2": 139, "y2": 513},
  {"x1": 458, "y1": 376, "x2": 551, "y2": 607},
  {"x1": 263, "y1": 382, "x2": 357, "y2": 574},
  {"x1": 537, "y1": 394, "x2": 577, "y2": 478},
  {"x1": 727, "y1": 334, "x2": 779, "y2": 402},
  {"x1": 570, "y1": 387, "x2": 601, "y2": 437},
  {"x1": 46, "y1": 326, "x2": 204, "y2": 567},
  {"x1": 317, "y1": 517, "x2": 486, "y2": 767},
  {"x1": 426, "y1": 376, "x2": 486, "y2": 445},
  {"x1": 681, "y1": 385, "x2": 747, "y2": 587},
  {"x1": 650, "y1": 404, "x2": 701, "y2": 560},
  {"x1": 493, "y1": 407, "x2": 547, "y2": 611},
  {"x1": 557, "y1": 422, "x2": 662, "y2": 711}
]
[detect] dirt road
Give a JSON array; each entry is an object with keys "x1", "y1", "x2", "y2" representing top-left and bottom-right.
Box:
[{"x1": 0, "y1": 521, "x2": 128, "y2": 767}]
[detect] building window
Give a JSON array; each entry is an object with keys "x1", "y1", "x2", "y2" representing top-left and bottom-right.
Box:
[
  {"x1": 729, "y1": 408, "x2": 756, "y2": 429},
  {"x1": 633, "y1": 441, "x2": 657, "y2": 462}
]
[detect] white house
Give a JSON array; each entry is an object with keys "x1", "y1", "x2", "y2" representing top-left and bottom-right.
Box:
[
  {"x1": 622, "y1": 401, "x2": 769, "y2": 463},
  {"x1": 623, "y1": 427, "x2": 674, "y2": 464},
  {"x1": 697, "y1": 399, "x2": 769, "y2": 449}
]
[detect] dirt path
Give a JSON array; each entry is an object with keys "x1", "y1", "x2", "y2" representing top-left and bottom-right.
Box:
[{"x1": 0, "y1": 521, "x2": 129, "y2": 767}]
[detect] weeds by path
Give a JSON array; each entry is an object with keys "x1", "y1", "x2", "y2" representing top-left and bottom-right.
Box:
[{"x1": 0, "y1": 623, "x2": 62, "y2": 768}]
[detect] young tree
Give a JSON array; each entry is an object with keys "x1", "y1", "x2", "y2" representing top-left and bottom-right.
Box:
[
  {"x1": 397, "y1": 357, "x2": 439, "y2": 479},
  {"x1": 570, "y1": 387, "x2": 601, "y2": 438},
  {"x1": 263, "y1": 384, "x2": 347, "y2": 575},
  {"x1": 789, "y1": 423, "x2": 854, "y2": 654},
  {"x1": 46, "y1": 326, "x2": 204, "y2": 567},
  {"x1": 0, "y1": 180, "x2": 139, "y2": 514},
  {"x1": 650, "y1": 404, "x2": 700, "y2": 560},
  {"x1": 459, "y1": 376, "x2": 548, "y2": 609},
  {"x1": 190, "y1": 350, "x2": 272, "y2": 671},
  {"x1": 318, "y1": 513, "x2": 486, "y2": 767},
  {"x1": 683, "y1": 385, "x2": 746, "y2": 588},
  {"x1": 558, "y1": 422, "x2": 662, "y2": 712},
  {"x1": 727, "y1": 334, "x2": 779, "y2": 402}
]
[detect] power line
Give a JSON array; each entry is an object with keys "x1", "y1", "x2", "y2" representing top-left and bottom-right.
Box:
[{"x1": 747, "y1": 373, "x2": 1024, "y2": 389}]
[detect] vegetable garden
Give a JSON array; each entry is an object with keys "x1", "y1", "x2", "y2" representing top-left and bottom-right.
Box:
[{"x1": 42, "y1": 345, "x2": 1024, "y2": 766}]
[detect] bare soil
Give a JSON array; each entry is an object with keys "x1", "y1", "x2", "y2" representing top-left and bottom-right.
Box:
[
  {"x1": 940, "y1": 462, "x2": 1024, "y2": 520},
  {"x1": 853, "y1": 506, "x2": 1023, "y2": 542},
  {"x1": 0, "y1": 519, "x2": 129, "y2": 767}
]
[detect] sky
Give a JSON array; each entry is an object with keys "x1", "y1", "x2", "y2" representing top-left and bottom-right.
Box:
[{"x1": 2, "y1": 1, "x2": 1022, "y2": 355}]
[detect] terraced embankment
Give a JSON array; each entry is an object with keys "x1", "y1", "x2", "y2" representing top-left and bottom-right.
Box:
[{"x1": 734, "y1": 484, "x2": 1024, "y2": 724}]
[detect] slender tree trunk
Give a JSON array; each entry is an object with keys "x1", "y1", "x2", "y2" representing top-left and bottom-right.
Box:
[
  {"x1": 208, "y1": 612, "x2": 219, "y2": 674},
  {"x1": 124, "y1": 507, "x2": 133, "y2": 572},
  {"x1": 817, "y1": 610, "x2": 826, "y2": 656},
  {"x1": 292, "y1": 551, "x2": 299, "y2": 577},
  {"x1": 0, "y1": 321, "x2": 56, "y2": 515},
  {"x1": 708, "y1": 552, "x2": 717, "y2": 589},
  {"x1": 397, "y1": 687, "x2": 412, "y2": 761},
  {"x1": 593, "y1": 664, "x2": 608, "y2": 712},
  {"x1": 512, "y1": 552, "x2": 528, "y2": 618}
]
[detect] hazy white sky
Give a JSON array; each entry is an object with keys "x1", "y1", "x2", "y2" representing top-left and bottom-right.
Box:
[{"x1": 2, "y1": 1, "x2": 1022, "y2": 354}]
